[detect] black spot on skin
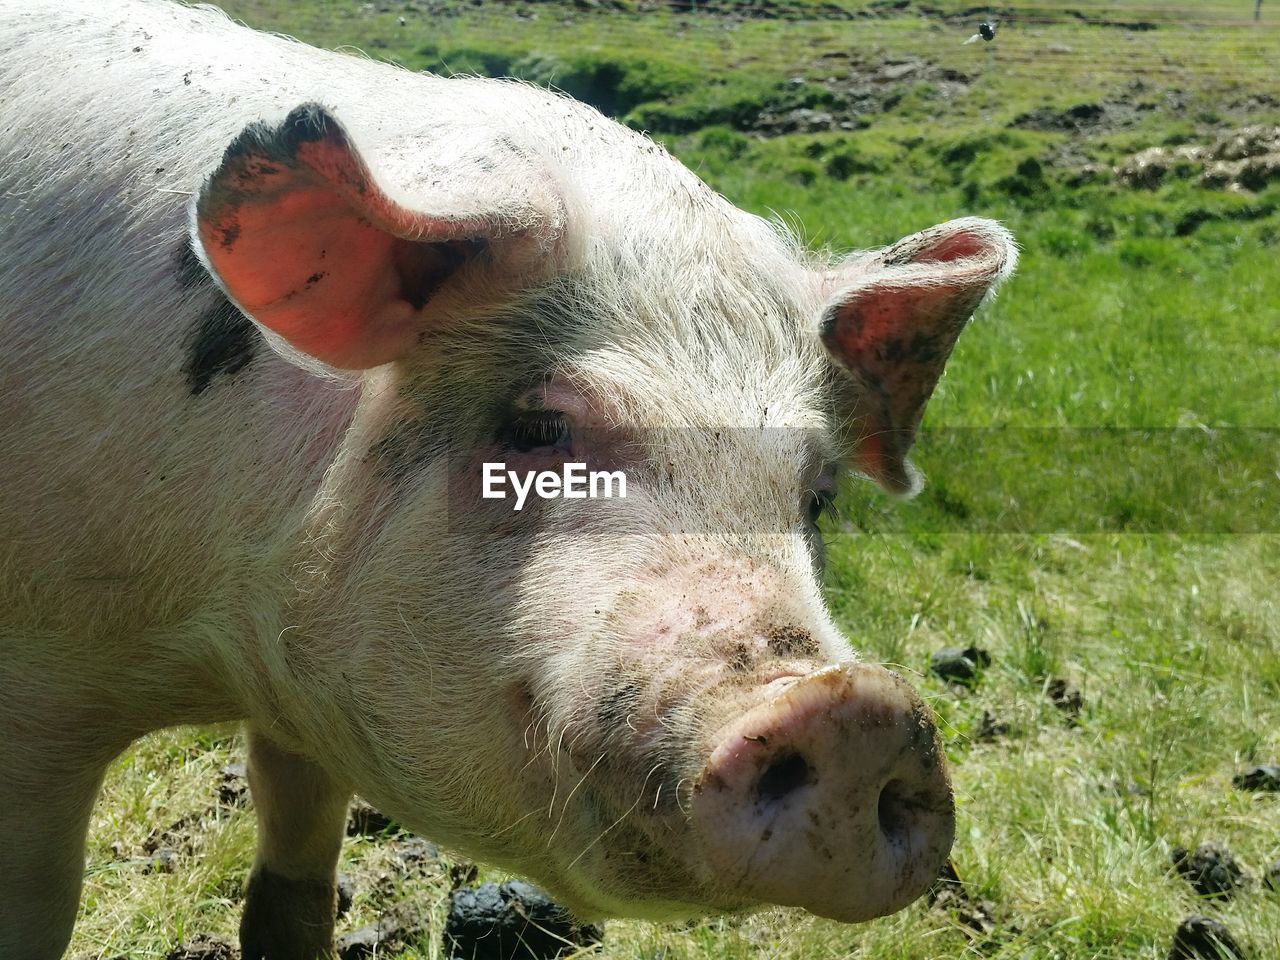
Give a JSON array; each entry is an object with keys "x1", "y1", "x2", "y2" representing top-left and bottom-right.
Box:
[
  {"x1": 174, "y1": 236, "x2": 211, "y2": 290},
  {"x1": 305, "y1": 271, "x2": 326, "y2": 285},
  {"x1": 186, "y1": 296, "x2": 258, "y2": 396},
  {"x1": 216, "y1": 103, "x2": 340, "y2": 171},
  {"x1": 219, "y1": 222, "x2": 240, "y2": 250}
]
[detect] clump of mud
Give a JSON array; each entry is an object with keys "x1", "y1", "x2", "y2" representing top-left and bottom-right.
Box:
[
  {"x1": 1232, "y1": 764, "x2": 1280, "y2": 792},
  {"x1": 1171, "y1": 841, "x2": 1246, "y2": 900},
  {"x1": 445, "y1": 881, "x2": 603, "y2": 960},
  {"x1": 1012, "y1": 83, "x2": 1188, "y2": 135},
  {"x1": 929, "y1": 645, "x2": 991, "y2": 683},
  {"x1": 1167, "y1": 916, "x2": 1247, "y2": 960},
  {"x1": 217, "y1": 763, "x2": 250, "y2": 807},
  {"x1": 1045, "y1": 677, "x2": 1083, "y2": 725}
]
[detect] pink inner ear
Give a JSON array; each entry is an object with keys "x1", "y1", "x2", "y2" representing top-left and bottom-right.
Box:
[
  {"x1": 917, "y1": 230, "x2": 986, "y2": 263},
  {"x1": 822, "y1": 219, "x2": 1015, "y2": 495},
  {"x1": 195, "y1": 107, "x2": 493, "y2": 370},
  {"x1": 203, "y1": 191, "x2": 417, "y2": 369}
]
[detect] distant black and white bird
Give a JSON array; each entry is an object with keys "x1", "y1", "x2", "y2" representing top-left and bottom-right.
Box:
[{"x1": 963, "y1": 21, "x2": 998, "y2": 44}]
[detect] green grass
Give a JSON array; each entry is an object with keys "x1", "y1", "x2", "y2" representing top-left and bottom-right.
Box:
[{"x1": 68, "y1": 1, "x2": 1279, "y2": 957}]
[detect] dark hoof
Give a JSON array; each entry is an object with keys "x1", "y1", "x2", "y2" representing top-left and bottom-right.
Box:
[{"x1": 240, "y1": 867, "x2": 336, "y2": 960}]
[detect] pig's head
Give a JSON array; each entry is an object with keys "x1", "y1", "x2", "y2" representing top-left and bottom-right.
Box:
[{"x1": 193, "y1": 100, "x2": 1016, "y2": 923}]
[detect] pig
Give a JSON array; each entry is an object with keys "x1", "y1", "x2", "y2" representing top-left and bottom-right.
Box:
[{"x1": 0, "y1": 1, "x2": 1016, "y2": 957}]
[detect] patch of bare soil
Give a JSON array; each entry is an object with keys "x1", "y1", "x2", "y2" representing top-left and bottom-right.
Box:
[
  {"x1": 1113, "y1": 125, "x2": 1280, "y2": 194},
  {"x1": 926, "y1": 860, "x2": 999, "y2": 938},
  {"x1": 166, "y1": 935, "x2": 239, "y2": 960},
  {"x1": 1012, "y1": 83, "x2": 1190, "y2": 135},
  {"x1": 751, "y1": 56, "x2": 971, "y2": 135},
  {"x1": 338, "y1": 901, "x2": 430, "y2": 960}
]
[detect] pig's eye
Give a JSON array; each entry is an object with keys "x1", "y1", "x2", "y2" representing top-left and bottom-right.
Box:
[
  {"x1": 807, "y1": 489, "x2": 836, "y2": 525},
  {"x1": 498, "y1": 410, "x2": 572, "y2": 454}
]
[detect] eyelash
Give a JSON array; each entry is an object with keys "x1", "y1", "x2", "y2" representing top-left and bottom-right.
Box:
[{"x1": 497, "y1": 410, "x2": 572, "y2": 453}]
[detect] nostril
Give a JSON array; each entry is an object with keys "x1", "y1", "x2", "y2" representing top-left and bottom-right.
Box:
[
  {"x1": 878, "y1": 779, "x2": 912, "y2": 839},
  {"x1": 756, "y1": 752, "x2": 813, "y2": 805}
]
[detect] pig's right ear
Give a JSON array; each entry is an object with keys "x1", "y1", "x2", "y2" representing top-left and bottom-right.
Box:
[
  {"x1": 192, "y1": 103, "x2": 564, "y2": 370},
  {"x1": 819, "y1": 218, "x2": 1017, "y2": 496}
]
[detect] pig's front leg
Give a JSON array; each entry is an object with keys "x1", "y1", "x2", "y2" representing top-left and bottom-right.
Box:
[
  {"x1": 239, "y1": 730, "x2": 351, "y2": 960},
  {"x1": 0, "y1": 730, "x2": 114, "y2": 959}
]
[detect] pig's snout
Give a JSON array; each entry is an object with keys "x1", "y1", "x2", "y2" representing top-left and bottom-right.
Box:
[{"x1": 691, "y1": 664, "x2": 953, "y2": 922}]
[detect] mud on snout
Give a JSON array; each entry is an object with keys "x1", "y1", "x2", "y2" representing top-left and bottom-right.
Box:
[{"x1": 525, "y1": 660, "x2": 953, "y2": 924}]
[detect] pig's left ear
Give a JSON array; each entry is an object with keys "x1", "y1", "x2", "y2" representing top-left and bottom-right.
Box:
[
  {"x1": 193, "y1": 103, "x2": 564, "y2": 370},
  {"x1": 820, "y1": 217, "x2": 1017, "y2": 495}
]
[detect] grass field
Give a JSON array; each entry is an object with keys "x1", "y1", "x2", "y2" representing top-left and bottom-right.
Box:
[{"x1": 69, "y1": 1, "x2": 1278, "y2": 958}]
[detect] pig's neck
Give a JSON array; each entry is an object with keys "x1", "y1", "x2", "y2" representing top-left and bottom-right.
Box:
[{"x1": 211, "y1": 364, "x2": 408, "y2": 756}]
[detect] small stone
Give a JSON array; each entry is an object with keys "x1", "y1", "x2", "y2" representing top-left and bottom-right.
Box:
[
  {"x1": 347, "y1": 798, "x2": 399, "y2": 836},
  {"x1": 879, "y1": 61, "x2": 919, "y2": 81},
  {"x1": 444, "y1": 881, "x2": 602, "y2": 960},
  {"x1": 165, "y1": 934, "x2": 238, "y2": 960},
  {"x1": 1167, "y1": 916, "x2": 1246, "y2": 960},
  {"x1": 337, "y1": 901, "x2": 427, "y2": 960},
  {"x1": 1231, "y1": 764, "x2": 1280, "y2": 792},
  {"x1": 1171, "y1": 841, "x2": 1245, "y2": 899},
  {"x1": 929, "y1": 646, "x2": 991, "y2": 683}
]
